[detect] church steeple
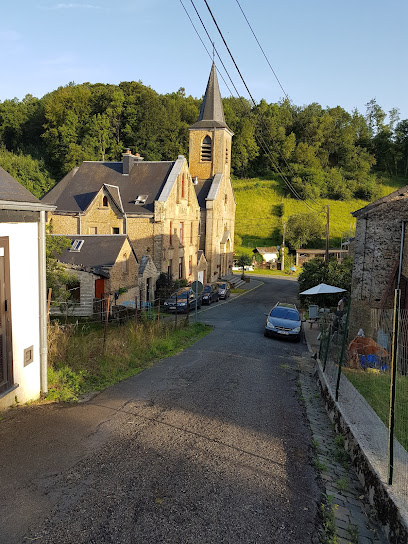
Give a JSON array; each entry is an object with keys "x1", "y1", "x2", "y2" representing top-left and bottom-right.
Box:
[
  {"x1": 190, "y1": 63, "x2": 229, "y2": 130},
  {"x1": 189, "y1": 63, "x2": 233, "y2": 180}
]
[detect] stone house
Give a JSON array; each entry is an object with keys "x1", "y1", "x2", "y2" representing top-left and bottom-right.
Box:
[
  {"x1": 190, "y1": 63, "x2": 236, "y2": 282},
  {"x1": 41, "y1": 63, "x2": 236, "y2": 286},
  {"x1": 295, "y1": 248, "x2": 349, "y2": 267},
  {"x1": 349, "y1": 185, "x2": 408, "y2": 336},
  {"x1": 51, "y1": 234, "x2": 158, "y2": 317},
  {"x1": 0, "y1": 167, "x2": 55, "y2": 409}
]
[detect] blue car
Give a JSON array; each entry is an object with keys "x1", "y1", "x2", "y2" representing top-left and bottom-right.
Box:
[{"x1": 264, "y1": 302, "x2": 302, "y2": 341}]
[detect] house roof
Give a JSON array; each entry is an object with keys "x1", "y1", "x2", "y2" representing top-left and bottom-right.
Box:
[
  {"x1": 42, "y1": 160, "x2": 175, "y2": 214},
  {"x1": 254, "y1": 247, "x2": 278, "y2": 254},
  {"x1": 55, "y1": 235, "x2": 136, "y2": 272},
  {"x1": 194, "y1": 177, "x2": 214, "y2": 208},
  {"x1": 0, "y1": 166, "x2": 55, "y2": 211},
  {"x1": 352, "y1": 184, "x2": 408, "y2": 218},
  {"x1": 189, "y1": 63, "x2": 230, "y2": 131},
  {"x1": 295, "y1": 248, "x2": 346, "y2": 254}
]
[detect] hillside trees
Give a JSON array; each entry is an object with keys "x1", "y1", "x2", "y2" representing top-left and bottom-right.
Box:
[{"x1": 0, "y1": 80, "x2": 407, "y2": 199}]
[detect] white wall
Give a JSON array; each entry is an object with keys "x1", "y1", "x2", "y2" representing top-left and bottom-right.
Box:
[{"x1": 0, "y1": 222, "x2": 41, "y2": 408}]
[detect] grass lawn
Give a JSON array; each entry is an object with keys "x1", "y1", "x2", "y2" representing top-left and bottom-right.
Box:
[
  {"x1": 47, "y1": 319, "x2": 212, "y2": 402},
  {"x1": 244, "y1": 268, "x2": 298, "y2": 277},
  {"x1": 343, "y1": 368, "x2": 408, "y2": 451},
  {"x1": 233, "y1": 176, "x2": 406, "y2": 254}
]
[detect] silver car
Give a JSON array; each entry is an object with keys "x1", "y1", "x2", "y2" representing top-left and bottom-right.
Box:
[{"x1": 264, "y1": 302, "x2": 302, "y2": 341}]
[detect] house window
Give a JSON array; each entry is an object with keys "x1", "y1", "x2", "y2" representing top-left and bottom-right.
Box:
[
  {"x1": 122, "y1": 253, "x2": 128, "y2": 274},
  {"x1": 181, "y1": 174, "x2": 185, "y2": 199},
  {"x1": 189, "y1": 256, "x2": 192, "y2": 276},
  {"x1": 89, "y1": 226, "x2": 97, "y2": 234},
  {"x1": 103, "y1": 196, "x2": 108, "y2": 207},
  {"x1": 190, "y1": 222, "x2": 193, "y2": 244},
  {"x1": 180, "y1": 222, "x2": 184, "y2": 245},
  {"x1": 201, "y1": 135, "x2": 212, "y2": 162},
  {"x1": 112, "y1": 227, "x2": 120, "y2": 234},
  {"x1": 168, "y1": 259, "x2": 172, "y2": 277},
  {"x1": 70, "y1": 239, "x2": 84, "y2": 252},
  {"x1": 178, "y1": 257, "x2": 183, "y2": 279},
  {"x1": 169, "y1": 221, "x2": 173, "y2": 246}
]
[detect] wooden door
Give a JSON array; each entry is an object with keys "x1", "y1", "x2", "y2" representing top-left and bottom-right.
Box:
[{"x1": 0, "y1": 238, "x2": 12, "y2": 394}]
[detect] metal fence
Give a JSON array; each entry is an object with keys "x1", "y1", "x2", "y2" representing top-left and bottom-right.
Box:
[{"x1": 319, "y1": 298, "x2": 408, "y2": 511}]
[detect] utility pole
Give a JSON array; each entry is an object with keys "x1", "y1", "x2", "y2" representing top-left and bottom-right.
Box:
[
  {"x1": 281, "y1": 221, "x2": 286, "y2": 272},
  {"x1": 325, "y1": 205, "x2": 330, "y2": 263}
]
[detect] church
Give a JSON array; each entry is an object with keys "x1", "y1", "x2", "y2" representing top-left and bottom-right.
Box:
[{"x1": 41, "y1": 63, "x2": 236, "y2": 297}]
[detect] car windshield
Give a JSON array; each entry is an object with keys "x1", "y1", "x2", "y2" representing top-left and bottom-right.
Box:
[
  {"x1": 219, "y1": 283, "x2": 227, "y2": 288},
  {"x1": 170, "y1": 292, "x2": 188, "y2": 299},
  {"x1": 203, "y1": 285, "x2": 211, "y2": 292},
  {"x1": 270, "y1": 307, "x2": 299, "y2": 321}
]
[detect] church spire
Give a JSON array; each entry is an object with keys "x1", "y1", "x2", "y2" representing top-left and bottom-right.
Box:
[{"x1": 190, "y1": 63, "x2": 229, "y2": 129}]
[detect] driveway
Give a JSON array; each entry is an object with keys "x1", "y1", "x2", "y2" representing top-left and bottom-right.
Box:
[{"x1": 0, "y1": 276, "x2": 321, "y2": 544}]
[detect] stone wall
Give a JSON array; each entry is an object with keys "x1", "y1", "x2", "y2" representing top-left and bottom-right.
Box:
[{"x1": 349, "y1": 199, "x2": 408, "y2": 337}]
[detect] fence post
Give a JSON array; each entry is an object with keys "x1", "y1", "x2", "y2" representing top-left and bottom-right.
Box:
[
  {"x1": 175, "y1": 294, "x2": 178, "y2": 329},
  {"x1": 103, "y1": 295, "x2": 111, "y2": 355},
  {"x1": 323, "y1": 323, "x2": 332, "y2": 372},
  {"x1": 335, "y1": 300, "x2": 351, "y2": 401},
  {"x1": 388, "y1": 289, "x2": 401, "y2": 485},
  {"x1": 135, "y1": 296, "x2": 138, "y2": 326},
  {"x1": 47, "y1": 288, "x2": 52, "y2": 321}
]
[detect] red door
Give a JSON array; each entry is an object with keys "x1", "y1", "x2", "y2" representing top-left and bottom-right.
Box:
[{"x1": 95, "y1": 279, "x2": 105, "y2": 298}]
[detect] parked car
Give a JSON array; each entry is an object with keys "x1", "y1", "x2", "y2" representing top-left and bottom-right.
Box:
[
  {"x1": 264, "y1": 302, "x2": 302, "y2": 341},
  {"x1": 216, "y1": 281, "x2": 231, "y2": 299},
  {"x1": 163, "y1": 288, "x2": 202, "y2": 313},
  {"x1": 201, "y1": 283, "x2": 220, "y2": 304}
]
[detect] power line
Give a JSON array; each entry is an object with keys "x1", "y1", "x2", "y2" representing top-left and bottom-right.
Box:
[
  {"x1": 202, "y1": 0, "x2": 322, "y2": 213},
  {"x1": 185, "y1": 0, "x2": 319, "y2": 213}
]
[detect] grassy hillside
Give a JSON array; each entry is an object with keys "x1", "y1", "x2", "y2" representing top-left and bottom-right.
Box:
[{"x1": 233, "y1": 176, "x2": 405, "y2": 256}]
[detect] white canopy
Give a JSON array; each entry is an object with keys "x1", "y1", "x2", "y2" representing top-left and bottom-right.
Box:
[{"x1": 299, "y1": 283, "x2": 346, "y2": 295}]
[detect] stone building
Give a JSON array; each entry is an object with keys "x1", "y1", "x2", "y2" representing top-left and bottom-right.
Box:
[
  {"x1": 41, "y1": 63, "x2": 236, "y2": 285},
  {"x1": 50, "y1": 234, "x2": 158, "y2": 317},
  {"x1": 349, "y1": 186, "x2": 408, "y2": 336},
  {"x1": 189, "y1": 63, "x2": 236, "y2": 282}
]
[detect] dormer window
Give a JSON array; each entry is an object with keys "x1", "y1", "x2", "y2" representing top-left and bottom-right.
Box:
[
  {"x1": 201, "y1": 135, "x2": 212, "y2": 162},
  {"x1": 135, "y1": 195, "x2": 148, "y2": 204},
  {"x1": 102, "y1": 196, "x2": 108, "y2": 207},
  {"x1": 70, "y1": 239, "x2": 84, "y2": 252}
]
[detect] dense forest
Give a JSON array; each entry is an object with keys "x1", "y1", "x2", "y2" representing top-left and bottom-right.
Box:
[{"x1": 0, "y1": 80, "x2": 407, "y2": 199}]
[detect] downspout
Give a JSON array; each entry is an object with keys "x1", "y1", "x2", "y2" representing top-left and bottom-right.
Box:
[
  {"x1": 78, "y1": 213, "x2": 82, "y2": 235},
  {"x1": 38, "y1": 210, "x2": 48, "y2": 395}
]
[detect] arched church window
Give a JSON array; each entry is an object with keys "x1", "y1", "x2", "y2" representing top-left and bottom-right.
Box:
[{"x1": 201, "y1": 135, "x2": 212, "y2": 162}]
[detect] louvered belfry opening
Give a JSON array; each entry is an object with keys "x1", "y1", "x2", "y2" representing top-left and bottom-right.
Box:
[{"x1": 201, "y1": 135, "x2": 212, "y2": 162}]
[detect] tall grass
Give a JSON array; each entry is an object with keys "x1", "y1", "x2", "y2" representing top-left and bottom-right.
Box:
[{"x1": 47, "y1": 319, "x2": 211, "y2": 402}]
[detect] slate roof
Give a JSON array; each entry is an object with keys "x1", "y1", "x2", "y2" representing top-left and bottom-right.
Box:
[
  {"x1": 55, "y1": 235, "x2": 135, "y2": 272},
  {"x1": 194, "y1": 177, "x2": 214, "y2": 208},
  {"x1": 0, "y1": 166, "x2": 44, "y2": 205},
  {"x1": 352, "y1": 184, "x2": 408, "y2": 218},
  {"x1": 255, "y1": 247, "x2": 279, "y2": 254},
  {"x1": 42, "y1": 161, "x2": 175, "y2": 214},
  {"x1": 190, "y1": 63, "x2": 230, "y2": 130}
]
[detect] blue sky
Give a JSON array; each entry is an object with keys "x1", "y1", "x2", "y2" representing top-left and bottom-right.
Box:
[{"x1": 1, "y1": 0, "x2": 407, "y2": 120}]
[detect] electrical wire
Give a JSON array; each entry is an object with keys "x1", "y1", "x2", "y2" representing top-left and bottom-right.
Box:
[{"x1": 185, "y1": 0, "x2": 321, "y2": 213}]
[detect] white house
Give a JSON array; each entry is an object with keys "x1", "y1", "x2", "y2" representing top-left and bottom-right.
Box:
[
  {"x1": 254, "y1": 247, "x2": 279, "y2": 263},
  {"x1": 0, "y1": 167, "x2": 55, "y2": 409}
]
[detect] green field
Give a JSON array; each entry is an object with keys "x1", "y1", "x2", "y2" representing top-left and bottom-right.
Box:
[{"x1": 233, "y1": 177, "x2": 404, "y2": 255}]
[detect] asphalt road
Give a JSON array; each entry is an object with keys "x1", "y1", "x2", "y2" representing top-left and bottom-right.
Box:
[{"x1": 0, "y1": 276, "x2": 321, "y2": 544}]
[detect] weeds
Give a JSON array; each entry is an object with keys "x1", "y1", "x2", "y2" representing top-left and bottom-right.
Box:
[
  {"x1": 47, "y1": 320, "x2": 212, "y2": 402},
  {"x1": 336, "y1": 477, "x2": 349, "y2": 491},
  {"x1": 314, "y1": 458, "x2": 327, "y2": 472},
  {"x1": 346, "y1": 524, "x2": 359, "y2": 543},
  {"x1": 319, "y1": 494, "x2": 338, "y2": 544}
]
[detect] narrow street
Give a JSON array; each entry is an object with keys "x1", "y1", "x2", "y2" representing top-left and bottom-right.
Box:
[{"x1": 1, "y1": 276, "x2": 321, "y2": 544}]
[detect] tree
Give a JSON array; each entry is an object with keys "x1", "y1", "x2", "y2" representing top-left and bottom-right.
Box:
[
  {"x1": 46, "y1": 230, "x2": 75, "y2": 303},
  {"x1": 285, "y1": 214, "x2": 324, "y2": 250},
  {"x1": 236, "y1": 254, "x2": 252, "y2": 276}
]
